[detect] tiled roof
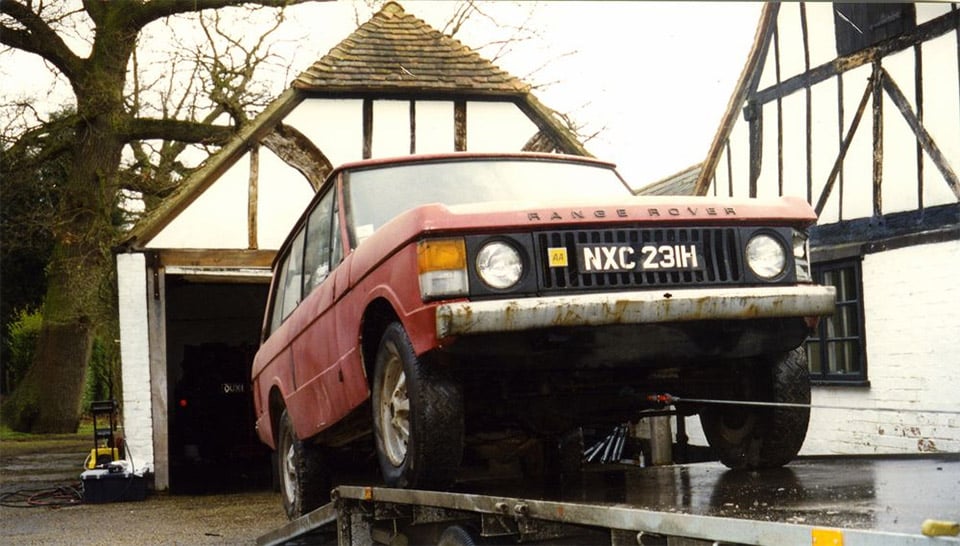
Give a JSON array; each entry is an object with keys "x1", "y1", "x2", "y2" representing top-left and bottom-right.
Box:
[
  {"x1": 635, "y1": 164, "x2": 701, "y2": 196},
  {"x1": 294, "y1": 2, "x2": 529, "y2": 95}
]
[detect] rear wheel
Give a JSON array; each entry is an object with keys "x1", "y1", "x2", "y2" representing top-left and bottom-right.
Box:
[
  {"x1": 373, "y1": 322, "x2": 463, "y2": 488},
  {"x1": 700, "y1": 348, "x2": 810, "y2": 469},
  {"x1": 277, "y1": 409, "x2": 330, "y2": 519}
]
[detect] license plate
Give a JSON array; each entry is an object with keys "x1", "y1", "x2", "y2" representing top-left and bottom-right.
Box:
[
  {"x1": 576, "y1": 243, "x2": 701, "y2": 272},
  {"x1": 221, "y1": 382, "x2": 247, "y2": 394}
]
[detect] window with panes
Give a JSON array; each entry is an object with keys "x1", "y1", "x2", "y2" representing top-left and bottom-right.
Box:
[{"x1": 805, "y1": 258, "x2": 868, "y2": 384}]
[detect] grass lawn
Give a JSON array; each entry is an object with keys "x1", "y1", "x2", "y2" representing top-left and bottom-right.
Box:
[{"x1": 0, "y1": 421, "x2": 94, "y2": 457}]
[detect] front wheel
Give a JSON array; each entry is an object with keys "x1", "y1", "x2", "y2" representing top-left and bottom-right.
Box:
[
  {"x1": 700, "y1": 347, "x2": 811, "y2": 469},
  {"x1": 372, "y1": 322, "x2": 463, "y2": 489},
  {"x1": 277, "y1": 409, "x2": 330, "y2": 519}
]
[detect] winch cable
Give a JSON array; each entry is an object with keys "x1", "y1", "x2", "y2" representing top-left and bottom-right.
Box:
[{"x1": 648, "y1": 393, "x2": 960, "y2": 415}]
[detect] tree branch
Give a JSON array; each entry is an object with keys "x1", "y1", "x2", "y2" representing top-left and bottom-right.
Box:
[
  {"x1": 1, "y1": 112, "x2": 78, "y2": 166},
  {"x1": 121, "y1": 118, "x2": 234, "y2": 146},
  {"x1": 124, "y1": 0, "x2": 330, "y2": 32},
  {"x1": 80, "y1": 0, "x2": 107, "y2": 26},
  {"x1": 0, "y1": 0, "x2": 83, "y2": 80}
]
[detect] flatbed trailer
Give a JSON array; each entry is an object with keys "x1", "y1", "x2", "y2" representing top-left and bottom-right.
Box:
[{"x1": 258, "y1": 454, "x2": 960, "y2": 546}]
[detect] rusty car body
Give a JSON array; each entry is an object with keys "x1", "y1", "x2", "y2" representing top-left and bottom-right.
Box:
[{"x1": 250, "y1": 153, "x2": 835, "y2": 518}]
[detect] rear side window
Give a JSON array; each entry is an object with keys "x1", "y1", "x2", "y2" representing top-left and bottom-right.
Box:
[
  {"x1": 269, "y1": 230, "x2": 305, "y2": 335},
  {"x1": 268, "y1": 257, "x2": 289, "y2": 335},
  {"x1": 304, "y1": 190, "x2": 335, "y2": 295}
]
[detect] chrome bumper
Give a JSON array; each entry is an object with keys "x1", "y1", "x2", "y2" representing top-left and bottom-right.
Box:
[{"x1": 435, "y1": 285, "x2": 836, "y2": 338}]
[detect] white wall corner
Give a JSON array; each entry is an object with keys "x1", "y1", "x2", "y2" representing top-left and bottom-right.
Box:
[{"x1": 116, "y1": 252, "x2": 155, "y2": 475}]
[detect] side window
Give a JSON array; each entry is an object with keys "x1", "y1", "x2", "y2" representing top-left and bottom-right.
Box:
[
  {"x1": 280, "y1": 230, "x2": 306, "y2": 323},
  {"x1": 304, "y1": 191, "x2": 335, "y2": 295},
  {"x1": 268, "y1": 253, "x2": 291, "y2": 335},
  {"x1": 805, "y1": 258, "x2": 868, "y2": 384}
]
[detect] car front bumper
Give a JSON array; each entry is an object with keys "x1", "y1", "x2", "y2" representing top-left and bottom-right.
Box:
[{"x1": 435, "y1": 285, "x2": 836, "y2": 338}]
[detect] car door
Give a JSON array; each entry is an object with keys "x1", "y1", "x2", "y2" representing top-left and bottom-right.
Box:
[
  {"x1": 285, "y1": 189, "x2": 345, "y2": 438},
  {"x1": 252, "y1": 227, "x2": 304, "y2": 443}
]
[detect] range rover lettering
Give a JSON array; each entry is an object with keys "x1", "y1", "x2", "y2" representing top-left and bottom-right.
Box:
[{"x1": 251, "y1": 153, "x2": 836, "y2": 518}]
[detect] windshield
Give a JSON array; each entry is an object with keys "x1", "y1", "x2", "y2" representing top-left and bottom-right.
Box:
[{"x1": 344, "y1": 158, "x2": 631, "y2": 242}]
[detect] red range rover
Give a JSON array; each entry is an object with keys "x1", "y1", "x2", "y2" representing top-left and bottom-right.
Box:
[{"x1": 251, "y1": 153, "x2": 835, "y2": 517}]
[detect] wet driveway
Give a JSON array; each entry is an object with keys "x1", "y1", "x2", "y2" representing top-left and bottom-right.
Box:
[{"x1": 465, "y1": 454, "x2": 960, "y2": 537}]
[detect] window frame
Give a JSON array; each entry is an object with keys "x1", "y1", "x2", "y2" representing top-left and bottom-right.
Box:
[
  {"x1": 267, "y1": 228, "x2": 307, "y2": 337},
  {"x1": 303, "y1": 189, "x2": 336, "y2": 297},
  {"x1": 805, "y1": 256, "x2": 869, "y2": 386},
  {"x1": 279, "y1": 230, "x2": 307, "y2": 324},
  {"x1": 267, "y1": 252, "x2": 291, "y2": 336}
]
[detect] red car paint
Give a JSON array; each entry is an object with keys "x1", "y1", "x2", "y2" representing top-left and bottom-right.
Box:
[{"x1": 252, "y1": 153, "x2": 829, "y2": 453}]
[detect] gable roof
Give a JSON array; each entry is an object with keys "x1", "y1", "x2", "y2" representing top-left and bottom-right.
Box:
[
  {"x1": 120, "y1": 2, "x2": 588, "y2": 251},
  {"x1": 294, "y1": 2, "x2": 528, "y2": 96},
  {"x1": 635, "y1": 164, "x2": 701, "y2": 196}
]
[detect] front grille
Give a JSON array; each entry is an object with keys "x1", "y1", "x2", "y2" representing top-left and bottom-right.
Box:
[{"x1": 535, "y1": 227, "x2": 743, "y2": 291}]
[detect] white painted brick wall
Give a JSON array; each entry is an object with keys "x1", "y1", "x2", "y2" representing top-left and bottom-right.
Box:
[
  {"x1": 681, "y1": 239, "x2": 960, "y2": 456},
  {"x1": 116, "y1": 253, "x2": 155, "y2": 474},
  {"x1": 802, "y1": 238, "x2": 960, "y2": 455}
]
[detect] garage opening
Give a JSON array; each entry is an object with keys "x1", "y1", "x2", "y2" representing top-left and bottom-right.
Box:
[{"x1": 164, "y1": 275, "x2": 272, "y2": 494}]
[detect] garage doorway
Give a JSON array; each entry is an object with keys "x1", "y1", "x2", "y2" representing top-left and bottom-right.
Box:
[{"x1": 164, "y1": 275, "x2": 272, "y2": 493}]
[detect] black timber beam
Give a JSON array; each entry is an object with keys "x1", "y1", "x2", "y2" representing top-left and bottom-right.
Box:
[{"x1": 753, "y1": 9, "x2": 959, "y2": 106}]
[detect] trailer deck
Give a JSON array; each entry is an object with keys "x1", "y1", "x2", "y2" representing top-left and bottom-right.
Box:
[{"x1": 259, "y1": 454, "x2": 960, "y2": 545}]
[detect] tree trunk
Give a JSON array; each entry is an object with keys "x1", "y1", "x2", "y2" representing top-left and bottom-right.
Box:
[
  {"x1": 1, "y1": 93, "x2": 120, "y2": 433},
  {"x1": 1, "y1": 241, "x2": 104, "y2": 433},
  {"x1": 2, "y1": 319, "x2": 94, "y2": 433},
  {"x1": 1, "y1": 0, "x2": 289, "y2": 433}
]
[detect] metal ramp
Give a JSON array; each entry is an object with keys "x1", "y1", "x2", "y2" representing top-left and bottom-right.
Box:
[{"x1": 258, "y1": 456, "x2": 960, "y2": 545}]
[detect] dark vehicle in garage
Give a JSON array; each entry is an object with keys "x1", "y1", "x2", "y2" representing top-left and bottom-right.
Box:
[
  {"x1": 250, "y1": 153, "x2": 835, "y2": 518},
  {"x1": 173, "y1": 343, "x2": 271, "y2": 492}
]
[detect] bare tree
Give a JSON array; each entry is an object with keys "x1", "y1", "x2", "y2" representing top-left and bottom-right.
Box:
[
  {"x1": 0, "y1": 0, "x2": 602, "y2": 433},
  {"x1": 0, "y1": 0, "x2": 327, "y2": 433}
]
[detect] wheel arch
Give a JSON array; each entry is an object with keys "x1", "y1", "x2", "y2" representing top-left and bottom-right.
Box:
[
  {"x1": 361, "y1": 298, "x2": 401, "y2": 383},
  {"x1": 269, "y1": 386, "x2": 286, "y2": 447}
]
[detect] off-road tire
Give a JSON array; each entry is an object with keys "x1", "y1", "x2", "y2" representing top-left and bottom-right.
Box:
[
  {"x1": 277, "y1": 409, "x2": 330, "y2": 519},
  {"x1": 700, "y1": 347, "x2": 811, "y2": 469},
  {"x1": 373, "y1": 322, "x2": 464, "y2": 489}
]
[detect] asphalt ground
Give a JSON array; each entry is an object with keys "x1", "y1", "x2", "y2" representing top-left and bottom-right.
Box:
[{"x1": 0, "y1": 437, "x2": 286, "y2": 545}]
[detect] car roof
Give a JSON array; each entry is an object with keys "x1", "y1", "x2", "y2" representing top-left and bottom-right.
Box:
[{"x1": 329, "y1": 152, "x2": 617, "y2": 176}]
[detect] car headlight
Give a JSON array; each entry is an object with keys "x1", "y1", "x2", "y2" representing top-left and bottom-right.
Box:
[
  {"x1": 745, "y1": 234, "x2": 787, "y2": 279},
  {"x1": 476, "y1": 241, "x2": 523, "y2": 289}
]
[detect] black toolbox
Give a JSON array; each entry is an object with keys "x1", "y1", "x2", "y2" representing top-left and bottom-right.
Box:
[{"x1": 81, "y1": 468, "x2": 146, "y2": 503}]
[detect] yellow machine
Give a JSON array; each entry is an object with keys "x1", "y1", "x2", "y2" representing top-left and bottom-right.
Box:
[
  {"x1": 86, "y1": 447, "x2": 120, "y2": 469},
  {"x1": 86, "y1": 400, "x2": 121, "y2": 469}
]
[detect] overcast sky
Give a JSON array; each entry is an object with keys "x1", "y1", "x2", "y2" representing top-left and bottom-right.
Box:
[
  {"x1": 282, "y1": 1, "x2": 763, "y2": 188},
  {"x1": 2, "y1": 1, "x2": 762, "y2": 189}
]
